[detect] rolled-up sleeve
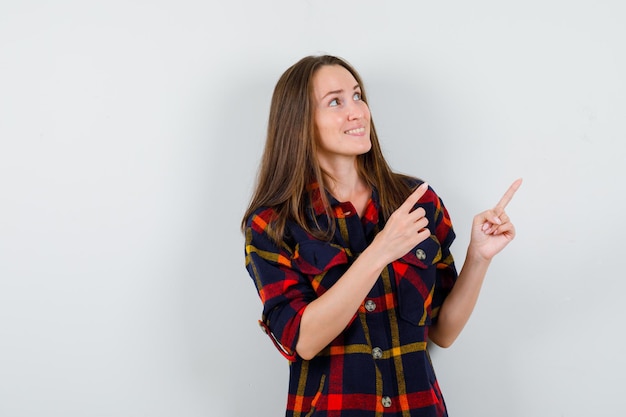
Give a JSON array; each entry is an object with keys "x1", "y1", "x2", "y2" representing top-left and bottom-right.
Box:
[{"x1": 244, "y1": 208, "x2": 314, "y2": 361}]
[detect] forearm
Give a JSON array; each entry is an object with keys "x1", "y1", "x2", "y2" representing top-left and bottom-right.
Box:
[
  {"x1": 427, "y1": 179, "x2": 521, "y2": 348},
  {"x1": 295, "y1": 183, "x2": 432, "y2": 360},
  {"x1": 428, "y1": 249, "x2": 491, "y2": 348},
  {"x1": 295, "y1": 241, "x2": 388, "y2": 360}
]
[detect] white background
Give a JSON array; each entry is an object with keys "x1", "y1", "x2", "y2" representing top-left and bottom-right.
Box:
[{"x1": 1, "y1": 1, "x2": 625, "y2": 416}]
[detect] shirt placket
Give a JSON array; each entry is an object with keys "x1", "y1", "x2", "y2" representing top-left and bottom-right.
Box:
[
  {"x1": 337, "y1": 202, "x2": 399, "y2": 413},
  {"x1": 366, "y1": 273, "x2": 398, "y2": 413}
]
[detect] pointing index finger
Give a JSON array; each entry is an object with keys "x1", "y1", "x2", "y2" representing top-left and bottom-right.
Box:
[
  {"x1": 495, "y1": 178, "x2": 523, "y2": 211},
  {"x1": 402, "y1": 182, "x2": 429, "y2": 212}
]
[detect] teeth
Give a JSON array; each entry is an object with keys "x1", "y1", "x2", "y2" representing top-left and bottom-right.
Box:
[{"x1": 345, "y1": 127, "x2": 365, "y2": 134}]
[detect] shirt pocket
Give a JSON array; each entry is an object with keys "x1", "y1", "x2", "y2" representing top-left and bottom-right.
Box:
[
  {"x1": 293, "y1": 241, "x2": 350, "y2": 296},
  {"x1": 394, "y1": 235, "x2": 443, "y2": 326}
]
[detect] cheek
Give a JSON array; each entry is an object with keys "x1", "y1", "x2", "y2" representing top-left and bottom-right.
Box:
[
  {"x1": 363, "y1": 103, "x2": 371, "y2": 119},
  {"x1": 358, "y1": 102, "x2": 371, "y2": 122},
  {"x1": 313, "y1": 115, "x2": 336, "y2": 146},
  {"x1": 319, "y1": 114, "x2": 344, "y2": 135},
  {"x1": 315, "y1": 111, "x2": 333, "y2": 130}
]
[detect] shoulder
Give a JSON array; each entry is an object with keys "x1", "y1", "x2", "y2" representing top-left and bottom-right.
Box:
[
  {"x1": 244, "y1": 206, "x2": 309, "y2": 251},
  {"x1": 398, "y1": 174, "x2": 442, "y2": 203},
  {"x1": 245, "y1": 206, "x2": 278, "y2": 234},
  {"x1": 244, "y1": 206, "x2": 291, "y2": 249},
  {"x1": 244, "y1": 207, "x2": 296, "y2": 262},
  {"x1": 399, "y1": 175, "x2": 425, "y2": 190}
]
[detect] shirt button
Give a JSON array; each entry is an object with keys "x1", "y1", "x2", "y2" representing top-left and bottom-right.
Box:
[
  {"x1": 372, "y1": 347, "x2": 383, "y2": 359},
  {"x1": 381, "y1": 396, "x2": 392, "y2": 408},
  {"x1": 364, "y1": 300, "x2": 376, "y2": 312},
  {"x1": 415, "y1": 248, "x2": 426, "y2": 260}
]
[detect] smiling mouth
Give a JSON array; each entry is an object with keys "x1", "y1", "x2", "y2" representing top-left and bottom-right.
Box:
[{"x1": 344, "y1": 127, "x2": 365, "y2": 134}]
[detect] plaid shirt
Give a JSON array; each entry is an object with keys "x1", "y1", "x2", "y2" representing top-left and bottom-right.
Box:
[{"x1": 244, "y1": 179, "x2": 457, "y2": 417}]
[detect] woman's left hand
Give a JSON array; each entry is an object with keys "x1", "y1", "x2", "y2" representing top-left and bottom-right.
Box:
[{"x1": 468, "y1": 178, "x2": 522, "y2": 261}]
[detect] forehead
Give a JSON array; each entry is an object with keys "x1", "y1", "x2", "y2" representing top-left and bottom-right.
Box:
[{"x1": 311, "y1": 65, "x2": 359, "y2": 98}]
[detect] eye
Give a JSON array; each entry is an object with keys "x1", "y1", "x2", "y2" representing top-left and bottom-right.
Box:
[
  {"x1": 329, "y1": 98, "x2": 340, "y2": 107},
  {"x1": 353, "y1": 92, "x2": 362, "y2": 101}
]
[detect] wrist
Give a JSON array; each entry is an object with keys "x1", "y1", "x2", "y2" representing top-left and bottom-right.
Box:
[
  {"x1": 465, "y1": 245, "x2": 493, "y2": 266},
  {"x1": 360, "y1": 238, "x2": 392, "y2": 271}
]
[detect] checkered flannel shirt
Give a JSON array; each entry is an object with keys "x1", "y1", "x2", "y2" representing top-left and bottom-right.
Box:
[{"x1": 244, "y1": 179, "x2": 458, "y2": 417}]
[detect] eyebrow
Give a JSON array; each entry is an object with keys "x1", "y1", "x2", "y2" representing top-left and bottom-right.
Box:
[{"x1": 321, "y1": 84, "x2": 361, "y2": 100}]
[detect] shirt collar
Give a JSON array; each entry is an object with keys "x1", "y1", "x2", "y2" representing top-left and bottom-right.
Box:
[
  {"x1": 307, "y1": 181, "x2": 332, "y2": 216},
  {"x1": 306, "y1": 181, "x2": 380, "y2": 225}
]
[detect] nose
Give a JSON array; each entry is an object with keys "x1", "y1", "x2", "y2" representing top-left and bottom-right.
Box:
[{"x1": 347, "y1": 102, "x2": 364, "y2": 120}]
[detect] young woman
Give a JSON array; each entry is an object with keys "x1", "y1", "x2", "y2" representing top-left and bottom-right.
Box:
[{"x1": 242, "y1": 55, "x2": 521, "y2": 417}]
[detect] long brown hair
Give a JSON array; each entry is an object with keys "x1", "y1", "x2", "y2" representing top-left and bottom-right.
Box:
[{"x1": 241, "y1": 55, "x2": 412, "y2": 243}]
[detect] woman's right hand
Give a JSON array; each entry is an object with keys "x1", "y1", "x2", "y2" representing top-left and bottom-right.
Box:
[
  {"x1": 296, "y1": 182, "x2": 431, "y2": 360},
  {"x1": 372, "y1": 182, "x2": 431, "y2": 264}
]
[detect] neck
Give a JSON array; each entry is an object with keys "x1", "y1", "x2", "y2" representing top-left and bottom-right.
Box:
[
  {"x1": 319, "y1": 160, "x2": 371, "y2": 213},
  {"x1": 320, "y1": 157, "x2": 358, "y2": 194}
]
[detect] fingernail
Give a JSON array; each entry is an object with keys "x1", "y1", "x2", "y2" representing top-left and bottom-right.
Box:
[
  {"x1": 482, "y1": 223, "x2": 489, "y2": 231},
  {"x1": 494, "y1": 216, "x2": 502, "y2": 225}
]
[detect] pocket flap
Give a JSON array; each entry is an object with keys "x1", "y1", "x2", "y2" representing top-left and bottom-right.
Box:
[
  {"x1": 293, "y1": 241, "x2": 349, "y2": 275},
  {"x1": 398, "y1": 235, "x2": 442, "y2": 269}
]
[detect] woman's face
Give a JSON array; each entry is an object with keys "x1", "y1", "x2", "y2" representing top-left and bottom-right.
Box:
[{"x1": 311, "y1": 65, "x2": 371, "y2": 168}]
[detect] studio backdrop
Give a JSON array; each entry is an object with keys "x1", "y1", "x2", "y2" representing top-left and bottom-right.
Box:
[{"x1": 1, "y1": 1, "x2": 624, "y2": 416}]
